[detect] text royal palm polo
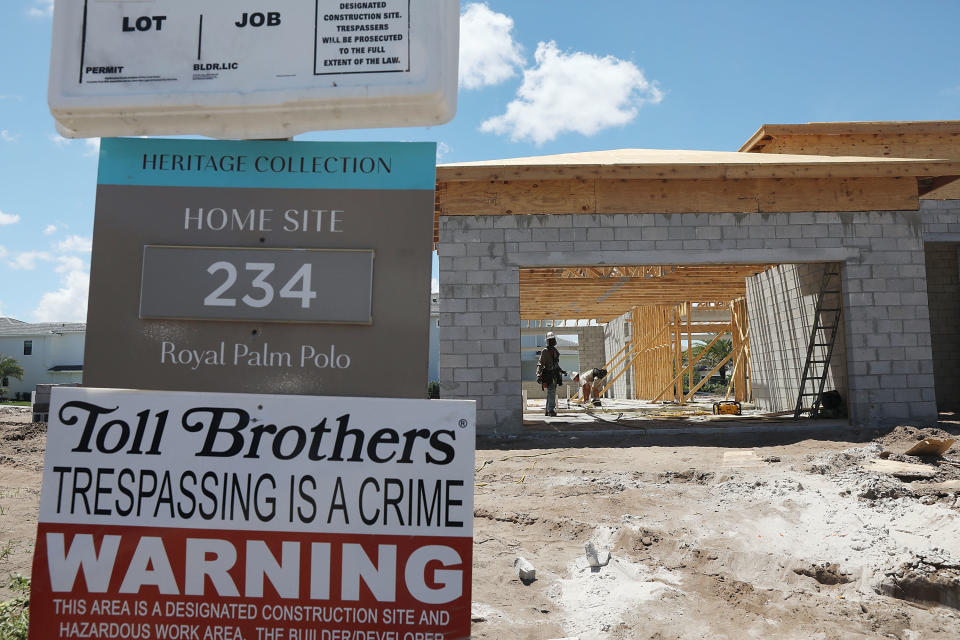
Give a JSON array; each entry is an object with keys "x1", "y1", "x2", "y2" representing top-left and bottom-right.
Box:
[{"x1": 84, "y1": 137, "x2": 436, "y2": 398}]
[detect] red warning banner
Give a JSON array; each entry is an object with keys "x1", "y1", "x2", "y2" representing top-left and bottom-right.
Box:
[
  {"x1": 31, "y1": 525, "x2": 471, "y2": 640},
  {"x1": 31, "y1": 388, "x2": 475, "y2": 640}
]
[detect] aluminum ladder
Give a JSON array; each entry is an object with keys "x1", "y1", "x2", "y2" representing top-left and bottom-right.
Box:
[{"x1": 793, "y1": 266, "x2": 842, "y2": 419}]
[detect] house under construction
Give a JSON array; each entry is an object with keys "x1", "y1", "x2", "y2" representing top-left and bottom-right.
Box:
[{"x1": 434, "y1": 121, "x2": 960, "y2": 433}]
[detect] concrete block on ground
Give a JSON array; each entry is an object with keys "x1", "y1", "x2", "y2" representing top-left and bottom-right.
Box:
[
  {"x1": 515, "y1": 556, "x2": 536, "y2": 583},
  {"x1": 584, "y1": 541, "x2": 610, "y2": 568}
]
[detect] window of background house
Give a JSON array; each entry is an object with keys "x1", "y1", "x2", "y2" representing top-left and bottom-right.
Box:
[{"x1": 23, "y1": 340, "x2": 32, "y2": 356}]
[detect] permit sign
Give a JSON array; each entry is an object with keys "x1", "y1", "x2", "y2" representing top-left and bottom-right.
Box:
[
  {"x1": 85, "y1": 137, "x2": 435, "y2": 398},
  {"x1": 29, "y1": 387, "x2": 475, "y2": 640},
  {"x1": 48, "y1": 0, "x2": 459, "y2": 138}
]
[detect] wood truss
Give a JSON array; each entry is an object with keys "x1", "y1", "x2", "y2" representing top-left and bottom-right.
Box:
[
  {"x1": 520, "y1": 264, "x2": 772, "y2": 322},
  {"x1": 576, "y1": 297, "x2": 752, "y2": 405}
]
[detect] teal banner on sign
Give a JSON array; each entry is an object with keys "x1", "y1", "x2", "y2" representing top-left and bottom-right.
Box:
[{"x1": 96, "y1": 138, "x2": 437, "y2": 190}]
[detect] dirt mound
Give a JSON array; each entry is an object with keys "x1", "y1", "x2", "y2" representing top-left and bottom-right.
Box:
[
  {"x1": 793, "y1": 562, "x2": 854, "y2": 585},
  {"x1": 880, "y1": 552, "x2": 960, "y2": 610},
  {"x1": 879, "y1": 425, "x2": 958, "y2": 452}
]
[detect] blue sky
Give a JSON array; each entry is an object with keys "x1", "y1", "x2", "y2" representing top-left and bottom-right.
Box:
[{"x1": 1, "y1": 1, "x2": 959, "y2": 322}]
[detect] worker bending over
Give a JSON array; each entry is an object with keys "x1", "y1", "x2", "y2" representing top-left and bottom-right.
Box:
[{"x1": 572, "y1": 368, "x2": 608, "y2": 407}]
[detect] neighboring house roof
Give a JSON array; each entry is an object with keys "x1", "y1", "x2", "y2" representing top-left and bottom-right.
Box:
[{"x1": 0, "y1": 317, "x2": 86, "y2": 337}]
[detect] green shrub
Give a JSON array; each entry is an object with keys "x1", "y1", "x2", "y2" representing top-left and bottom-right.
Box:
[
  {"x1": 0, "y1": 575, "x2": 29, "y2": 640},
  {"x1": 427, "y1": 381, "x2": 440, "y2": 399}
]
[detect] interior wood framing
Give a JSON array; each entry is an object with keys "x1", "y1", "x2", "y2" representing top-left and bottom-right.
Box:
[
  {"x1": 520, "y1": 264, "x2": 772, "y2": 322},
  {"x1": 585, "y1": 298, "x2": 751, "y2": 405}
]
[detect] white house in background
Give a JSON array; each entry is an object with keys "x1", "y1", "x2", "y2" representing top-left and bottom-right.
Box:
[{"x1": 0, "y1": 318, "x2": 85, "y2": 398}]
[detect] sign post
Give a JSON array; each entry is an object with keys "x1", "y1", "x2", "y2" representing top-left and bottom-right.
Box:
[
  {"x1": 30, "y1": 387, "x2": 475, "y2": 640},
  {"x1": 41, "y1": 3, "x2": 468, "y2": 638}
]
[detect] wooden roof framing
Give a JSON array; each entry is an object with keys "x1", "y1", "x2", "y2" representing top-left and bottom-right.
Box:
[
  {"x1": 739, "y1": 121, "x2": 960, "y2": 199},
  {"x1": 519, "y1": 265, "x2": 772, "y2": 322},
  {"x1": 433, "y1": 145, "x2": 960, "y2": 244}
]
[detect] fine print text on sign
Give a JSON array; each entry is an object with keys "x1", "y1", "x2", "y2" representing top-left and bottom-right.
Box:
[
  {"x1": 30, "y1": 387, "x2": 475, "y2": 640},
  {"x1": 48, "y1": 1, "x2": 459, "y2": 137}
]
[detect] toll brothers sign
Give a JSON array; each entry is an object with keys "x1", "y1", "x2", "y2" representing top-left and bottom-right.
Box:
[{"x1": 30, "y1": 387, "x2": 475, "y2": 640}]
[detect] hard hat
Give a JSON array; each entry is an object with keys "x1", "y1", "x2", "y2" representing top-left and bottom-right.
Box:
[
  {"x1": 570, "y1": 371, "x2": 579, "y2": 380},
  {"x1": 545, "y1": 331, "x2": 556, "y2": 340}
]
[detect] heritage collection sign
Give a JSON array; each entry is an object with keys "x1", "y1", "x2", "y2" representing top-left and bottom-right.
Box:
[
  {"x1": 29, "y1": 387, "x2": 475, "y2": 640},
  {"x1": 84, "y1": 137, "x2": 436, "y2": 398},
  {"x1": 48, "y1": 1, "x2": 459, "y2": 138}
]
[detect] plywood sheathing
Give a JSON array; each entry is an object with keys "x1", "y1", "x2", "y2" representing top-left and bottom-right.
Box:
[
  {"x1": 739, "y1": 121, "x2": 960, "y2": 199},
  {"x1": 434, "y1": 148, "x2": 960, "y2": 244},
  {"x1": 519, "y1": 264, "x2": 772, "y2": 322}
]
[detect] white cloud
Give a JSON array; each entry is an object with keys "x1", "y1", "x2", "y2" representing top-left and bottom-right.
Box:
[
  {"x1": 33, "y1": 269, "x2": 89, "y2": 323},
  {"x1": 8, "y1": 251, "x2": 51, "y2": 271},
  {"x1": 56, "y1": 235, "x2": 92, "y2": 254},
  {"x1": 0, "y1": 211, "x2": 20, "y2": 225},
  {"x1": 459, "y1": 3, "x2": 524, "y2": 89},
  {"x1": 0, "y1": 246, "x2": 7, "y2": 258},
  {"x1": 431, "y1": 277, "x2": 439, "y2": 293},
  {"x1": 43, "y1": 224, "x2": 58, "y2": 235},
  {"x1": 1, "y1": 130, "x2": 18, "y2": 143},
  {"x1": 481, "y1": 41, "x2": 663, "y2": 145},
  {"x1": 49, "y1": 134, "x2": 101, "y2": 157},
  {"x1": 27, "y1": 0, "x2": 54, "y2": 18},
  {"x1": 436, "y1": 142, "x2": 451, "y2": 162},
  {"x1": 55, "y1": 255, "x2": 84, "y2": 274}
]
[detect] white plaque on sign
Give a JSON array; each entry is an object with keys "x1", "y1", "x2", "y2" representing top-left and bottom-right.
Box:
[{"x1": 48, "y1": 0, "x2": 459, "y2": 138}]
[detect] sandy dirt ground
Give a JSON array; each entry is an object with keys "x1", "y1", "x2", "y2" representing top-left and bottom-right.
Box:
[{"x1": 2, "y1": 404, "x2": 960, "y2": 639}]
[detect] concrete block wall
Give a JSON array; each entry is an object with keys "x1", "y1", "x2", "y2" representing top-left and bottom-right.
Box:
[
  {"x1": 746, "y1": 263, "x2": 848, "y2": 414},
  {"x1": 603, "y1": 311, "x2": 632, "y2": 398},
  {"x1": 922, "y1": 243, "x2": 960, "y2": 409},
  {"x1": 921, "y1": 199, "x2": 960, "y2": 411},
  {"x1": 579, "y1": 326, "x2": 607, "y2": 377},
  {"x1": 438, "y1": 210, "x2": 938, "y2": 433}
]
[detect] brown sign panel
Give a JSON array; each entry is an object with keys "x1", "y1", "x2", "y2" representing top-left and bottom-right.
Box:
[{"x1": 85, "y1": 138, "x2": 435, "y2": 398}]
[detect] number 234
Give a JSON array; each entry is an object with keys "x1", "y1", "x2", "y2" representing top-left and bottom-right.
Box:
[{"x1": 204, "y1": 261, "x2": 317, "y2": 309}]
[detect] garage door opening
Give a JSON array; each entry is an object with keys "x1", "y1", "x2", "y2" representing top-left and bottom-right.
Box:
[{"x1": 518, "y1": 263, "x2": 848, "y2": 428}]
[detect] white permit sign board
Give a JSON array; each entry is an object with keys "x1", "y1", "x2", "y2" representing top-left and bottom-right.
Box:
[
  {"x1": 29, "y1": 387, "x2": 475, "y2": 640},
  {"x1": 48, "y1": 1, "x2": 459, "y2": 138}
]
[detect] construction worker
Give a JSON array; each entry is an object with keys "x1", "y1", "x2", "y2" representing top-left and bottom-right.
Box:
[
  {"x1": 537, "y1": 331, "x2": 563, "y2": 416},
  {"x1": 571, "y1": 368, "x2": 608, "y2": 407}
]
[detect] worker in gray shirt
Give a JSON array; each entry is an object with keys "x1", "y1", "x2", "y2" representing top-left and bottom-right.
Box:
[{"x1": 537, "y1": 332, "x2": 562, "y2": 416}]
